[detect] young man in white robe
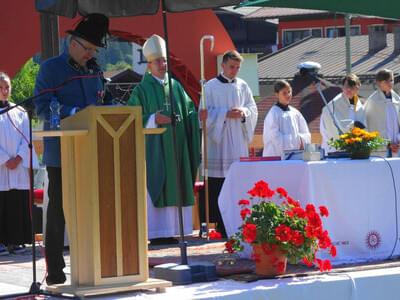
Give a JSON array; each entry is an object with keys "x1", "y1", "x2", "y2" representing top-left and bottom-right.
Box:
[
  {"x1": 201, "y1": 50, "x2": 258, "y2": 237},
  {"x1": 263, "y1": 80, "x2": 311, "y2": 158},
  {"x1": 365, "y1": 69, "x2": 400, "y2": 157},
  {"x1": 320, "y1": 74, "x2": 366, "y2": 153}
]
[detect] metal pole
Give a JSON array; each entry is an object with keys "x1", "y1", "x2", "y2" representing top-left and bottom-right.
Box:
[
  {"x1": 199, "y1": 35, "x2": 214, "y2": 239},
  {"x1": 345, "y1": 14, "x2": 351, "y2": 74},
  {"x1": 162, "y1": 0, "x2": 187, "y2": 265},
  {"x1": 314, "y1": 81, "x2": 343, "y2": 135}
]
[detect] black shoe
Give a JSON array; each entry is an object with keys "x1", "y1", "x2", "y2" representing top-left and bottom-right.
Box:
[
  {"x1": 46, "y1": 273, "x2": 66, "y2": 285},
  {"x1": 149, "y1": 237, "x2": 179, "y2": 246}
]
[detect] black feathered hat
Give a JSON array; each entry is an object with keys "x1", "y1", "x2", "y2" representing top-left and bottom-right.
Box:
[{"x1": 66, "y1": 13, "x2": 109, "y2": 48}]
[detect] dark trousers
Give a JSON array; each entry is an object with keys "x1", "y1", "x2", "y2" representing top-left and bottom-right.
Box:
[
  {"x1": 198, "y1": 177, "x2": 227, "y2": 237},
  {"x1": 0, "y1": 190, "x2": 31, "y2": 245},
  {"x1": 45, "y1": 167, "x2": 66, "y2": 281}
]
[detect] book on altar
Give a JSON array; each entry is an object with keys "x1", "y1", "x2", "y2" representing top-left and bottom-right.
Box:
[{"x1": 240, "y1": 156, "x2": 281, "y2": 162}]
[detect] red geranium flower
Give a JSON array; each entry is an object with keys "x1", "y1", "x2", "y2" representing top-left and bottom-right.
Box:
[
  {"x1": 318, "y1": 259, "x2": 332, "y2": 272},
  {"x1": 317, "y1": 230, "x2": 331, "y2": 249},
  {"x1": 225, "y1": 239, "x2": 235, "y2": 253},
  {"x1": 247, "y1": 180, "x2": 276, "y2": 199},
  {"x1": 240, "y1": 208, "x2": 252, "y2": 220},
  {"x1": 302, "y1": 256, "x2": 314, "y2": 267},
  {"x1": 307, "y1": 211, "x2": 322, "y2": 229},
  {"x1": 276, "y1": 187, "x2": 288, "y2": 198},
  {"x1": 291, "y1": 230, "x2": 304, "y2": 246},
  {"x1": 243, "y1": 223, "x2": 257, "y2": 242},
  {"x1": 319, "y1": 206, "x2": 329, "y2": 217},
  {"x1": 306, "y1": 204, "x2": 316, "y2": 214},
  {"x1": 208, "y1": 230, "x2": 222, "y2": 240},
  {"x1": 275, "y1": 224, "x2": 292, "y2": 242},
  {"x1": 285, "y1": 210, "x2": 294, "y2": 218},
  {"x1": 238, "y1": 199, "x2": 250, "y2": 206},
  {"x1": 293, "y1": 207, "x2": 306, "y2": 218},
  {"x1": 330, "y1": 245, "x2": 337, "y2": 257}
]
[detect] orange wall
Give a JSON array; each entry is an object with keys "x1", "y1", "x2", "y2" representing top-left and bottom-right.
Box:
[{"x1": 1, "y1": 2, "x2": 234, "y2": 84}]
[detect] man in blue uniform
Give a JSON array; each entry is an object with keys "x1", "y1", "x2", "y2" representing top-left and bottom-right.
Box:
[{"x1": 34, "y1": 13, "x2": 110, "y2": 285}]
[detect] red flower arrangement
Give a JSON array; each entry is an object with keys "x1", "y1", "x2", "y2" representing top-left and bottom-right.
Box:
[{"x1": 225, "y1": 180, "x2": 336, "y2": 272}]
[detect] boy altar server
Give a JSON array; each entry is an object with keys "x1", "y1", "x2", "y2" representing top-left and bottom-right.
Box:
[
  {"x1": 263, "y1": 80, "x2": 311, "y2": 158},
  {"x1": 320, "y1": 74, "x2": 366, "y2": 153},
  {"x1": 365, "y1": 69, "x2": 400, "y2": 157},
  {"x1": 202, "y1": 50, "x2": 258, "y2": 237}
]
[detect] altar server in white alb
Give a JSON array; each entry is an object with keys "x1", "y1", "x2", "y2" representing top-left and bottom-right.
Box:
[
  {"x1": 320, "y1": 74, "x2": 366, "y2": 153},
  {"x1": 202, "y1": 50, "x2": 258, "y2": 237},
  {"x1": 0, "y1": 72, "x2": 39, "y2": 256},
  {"x1": 365, "y1": 69, "x2": 400, "y2": 157},
  {"x1": 263, "y1": 79, "x2": 311, "y2": 158}
]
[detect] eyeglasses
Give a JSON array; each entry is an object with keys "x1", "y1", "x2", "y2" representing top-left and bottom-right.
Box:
[{"x1": 74, "y1": 38, "x2": 99, "y2": 54}]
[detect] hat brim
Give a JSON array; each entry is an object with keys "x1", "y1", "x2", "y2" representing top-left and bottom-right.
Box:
[{"x1": 66, "y1": 30, "x2": 106, "y2": 48}]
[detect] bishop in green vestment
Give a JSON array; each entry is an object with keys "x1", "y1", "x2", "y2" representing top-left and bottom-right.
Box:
[{"x1": 127, "y1": 35, "x2": 200, "y2": 211}]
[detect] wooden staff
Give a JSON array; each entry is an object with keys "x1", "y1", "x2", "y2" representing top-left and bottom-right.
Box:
[{"x1": 200, "y1": 35, "x2": 214, "y2": 239}]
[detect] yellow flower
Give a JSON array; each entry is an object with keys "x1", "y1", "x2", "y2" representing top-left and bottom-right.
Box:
[
  {"x1": 354, "y1": 137, "x2": 362, "y2": 142},
  {"x1": 352, "y1": 127, "x2": 363, "y2": 137},
  {"x1": 340, "y1": 133, "x2": 348, "y2": 139}
]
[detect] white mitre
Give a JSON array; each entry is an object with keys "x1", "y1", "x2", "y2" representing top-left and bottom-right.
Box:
[{"x1": 143, "y1": 34, "x2": 166, "y2": 62}]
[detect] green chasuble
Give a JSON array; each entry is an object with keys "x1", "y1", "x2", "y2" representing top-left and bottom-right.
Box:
[{"x1": 127, "y1": 72, "x2": 201, "y2": 208}]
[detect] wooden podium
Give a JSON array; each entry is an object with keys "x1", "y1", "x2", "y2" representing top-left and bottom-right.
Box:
[{"x1": 34, "y1": 106, "x2": 170, "y2": 296}]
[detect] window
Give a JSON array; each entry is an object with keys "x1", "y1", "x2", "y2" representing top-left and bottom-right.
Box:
[
  {"x1": 326, "y1": 26, "x2": 360, "y2": 37},
  {"x1": 282, "y1": 28, "x2": 322, "y2": 46}
]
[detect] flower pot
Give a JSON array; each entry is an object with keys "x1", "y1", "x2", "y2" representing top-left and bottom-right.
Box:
[
  {"x1": 252, "y1": 243, "x2": 287, "y2": 276},
  {"x1": 349, "y1": 148, "x2": 371, "y2": 159}
]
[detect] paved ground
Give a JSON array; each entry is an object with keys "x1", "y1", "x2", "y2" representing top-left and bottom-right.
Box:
[
  {"x1": 0, "y1": 245, "x2": 70, "y2": 298},
  {"x1": 0, "y1": 236, "x2": 225, "y2": 299},
  {"x1": 2, "y1": 238, "x2": 400, "y2": 299}
]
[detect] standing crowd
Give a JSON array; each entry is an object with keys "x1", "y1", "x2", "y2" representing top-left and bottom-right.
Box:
[{"x1": 0, "y1": 12, "x2": 399, "y2": 287}]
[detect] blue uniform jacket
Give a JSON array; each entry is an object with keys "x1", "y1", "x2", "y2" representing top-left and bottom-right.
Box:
[{"x1": 34, "y1": 51, "x2": 105, "y2": 167}]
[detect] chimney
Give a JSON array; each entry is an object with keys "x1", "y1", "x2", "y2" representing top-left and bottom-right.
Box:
[
  {"x1": 392, "y1": 24, "x2": 400, "y2": 52},
  {"x1": 368, "y1": 25, "x2": 387, "y2": 53}
]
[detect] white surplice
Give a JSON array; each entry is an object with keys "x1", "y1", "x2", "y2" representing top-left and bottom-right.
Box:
[
  {"x1": 365, "y1": 88, "x2": 400, "y2": 157},
  {"x1": 145, "y1": 116, "x2": 193, "y2": 239},
  {"x1": 204, "y1": 77, "x2": 258, "y2": 178},
  {"x1": 320, "y1": 93, "x2": 366, "y2": 153},
  {"x1": 0, "y1": 105, "x2": 39, "y2": 191},
  {"x1": 262, "y1": 104, "x2": 311, "y2": 158}
]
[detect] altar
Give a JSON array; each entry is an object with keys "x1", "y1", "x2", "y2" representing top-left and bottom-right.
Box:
[{"x1": 218, "y1": 158, "x2": 400, "y2": 264}]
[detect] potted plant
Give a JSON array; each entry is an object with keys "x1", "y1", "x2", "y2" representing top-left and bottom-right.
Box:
[
  {"x1": 329, "y1": 127, "x2": 388, "y2": 159},
  {"x1": 225, "y1": 180, "x2": 336, "y2": 276}
]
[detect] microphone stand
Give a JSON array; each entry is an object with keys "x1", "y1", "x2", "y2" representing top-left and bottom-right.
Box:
[{"x1": 0, "y1": 97, "x2": 78, "y2": 299}]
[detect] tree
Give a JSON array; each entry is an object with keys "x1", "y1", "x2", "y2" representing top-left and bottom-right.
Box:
[{"x1": 10, "y1": 58, "x2": 39, "y2": 104}]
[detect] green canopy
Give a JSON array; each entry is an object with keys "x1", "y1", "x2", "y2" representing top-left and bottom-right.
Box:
[{"x1": 238, "y1": 0, "x2": 400, "y2": 20}]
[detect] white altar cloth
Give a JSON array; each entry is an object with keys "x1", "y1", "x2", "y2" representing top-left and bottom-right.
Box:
[{"x1": 219, "y1": 158, "x2": 400, "y2": 264}]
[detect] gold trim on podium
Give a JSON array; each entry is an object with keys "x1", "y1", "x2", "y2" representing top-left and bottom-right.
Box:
[{"x1": 34, "y1": 106, "x2": 169, "y2": 297}]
